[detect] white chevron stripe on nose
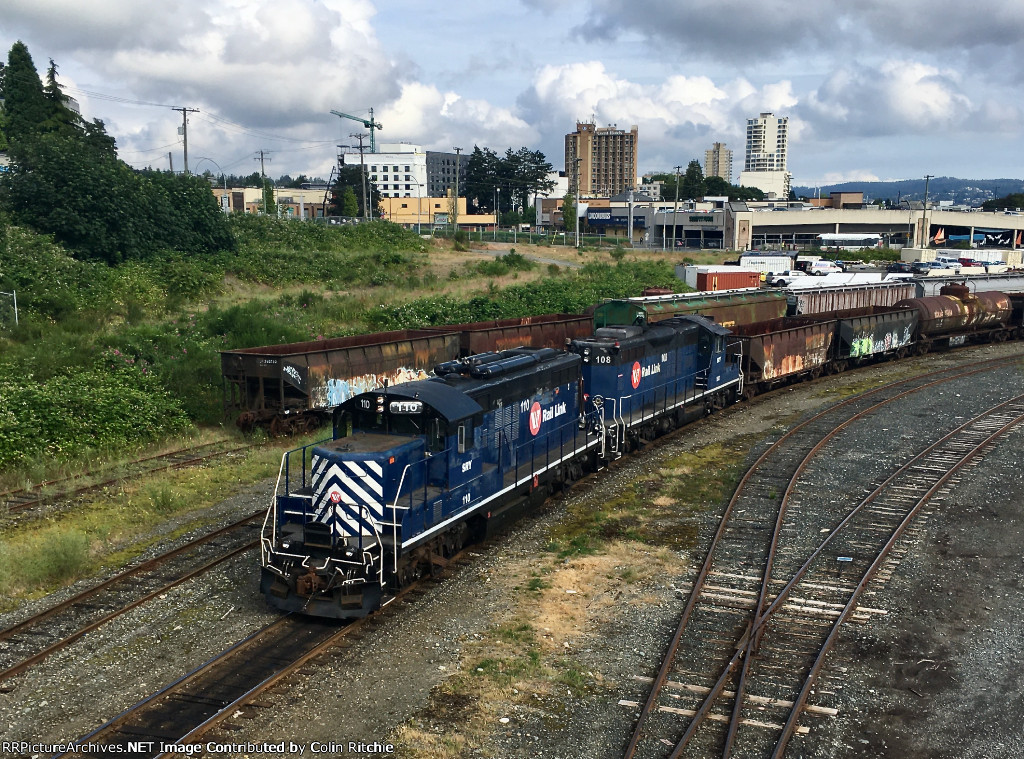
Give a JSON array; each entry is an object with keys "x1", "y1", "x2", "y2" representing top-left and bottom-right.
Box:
[{"x1": 344, "y1": 460, "x2": 383, "y2": 497}]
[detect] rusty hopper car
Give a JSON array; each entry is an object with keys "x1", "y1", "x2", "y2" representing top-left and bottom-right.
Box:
[
  {"x1": 786, "y1": 281, "x2": 917, "y2": 316},
  {"x1": 441, "y1": 313, "x2": 594, "y2": 355},
  {"x1": 223, "y1": 314, "x2": 598, "y2": 433},
  {"x1": 727, "y1": 316, "x2": 836, "y2": 395},
  {"x1": 592, "y1": 289, "x2": 788, "y2": 330},
  {"x1": 781, "y1": 307, "x2": 919, "y2": 369},
  {"x1": 222, "y1": 330, "x2": 459, "y2": 434}
]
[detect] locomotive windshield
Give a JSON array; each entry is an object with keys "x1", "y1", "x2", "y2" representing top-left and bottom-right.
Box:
[{"x1": 352, "y1": 401, "x2": 427, "y2": 436}]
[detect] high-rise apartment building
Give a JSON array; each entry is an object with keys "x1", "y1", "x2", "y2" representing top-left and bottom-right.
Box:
[
  {"x1": 704, "y1": 142, "x2": 733, "y2": 184},
  {"x1": 565, "y1": 121, "x2": 638, "y2": 197},
  {"x1": 739, "y1": 113, "x2": 791, "y2": 198},
  {"x1": 744, "y1": 113, "x2": 788, "y2": 172}
]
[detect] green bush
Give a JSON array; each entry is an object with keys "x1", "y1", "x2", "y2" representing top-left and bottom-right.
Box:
[{"x1": 0, "y1": 357, "x2": 189, "y2": 469}]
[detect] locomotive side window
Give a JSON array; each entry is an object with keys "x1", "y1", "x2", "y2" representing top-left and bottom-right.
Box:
[
  {"x1": 698, "y1": 330, "x2": 712, "y2": 356},
  {"x1": 457, "y1": 421, "x2": 475, "y2": 453}
]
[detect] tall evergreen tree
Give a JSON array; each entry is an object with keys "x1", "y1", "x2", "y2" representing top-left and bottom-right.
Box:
[
  {"x1": 41, "y1": 58, "x2": 81, "y2": 137},
  {"x1": 679, "y1": 159, "x2": 706, "y2": 200},
  {"x1": 1, "y1": 41, "x2": 49, "y2": 145}
]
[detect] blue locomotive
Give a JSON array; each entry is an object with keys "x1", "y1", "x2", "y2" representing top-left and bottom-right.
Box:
[{"x1": 260, "y1": 316, "x2": 743, "y2": 618}]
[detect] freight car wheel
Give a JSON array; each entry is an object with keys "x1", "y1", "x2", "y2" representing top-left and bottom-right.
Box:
[
  {"x1": 915, "y1": 340, "x2": 932, "y2": 356},
  {"x1": 994, "y1": 330, "x2": 1009, "y2": 342},
  {"x1": 270, "y1": 416, "x2": 288, "y2": 437},
  {"x1": 742, "y1": 384, "x2": 759, "y2": 401},
  {"x1": 236, "y1": 411, "x2": 257, "y2": 432}
]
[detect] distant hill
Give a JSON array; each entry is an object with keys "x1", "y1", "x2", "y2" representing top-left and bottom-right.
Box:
[{"x1": 792, "y1": 177, "x2": 1024, "y2": 207}]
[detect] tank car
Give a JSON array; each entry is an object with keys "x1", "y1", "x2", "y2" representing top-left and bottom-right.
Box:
[
  {"x1": 894, "y1": 283, "x2": 1012, "y2": 349},
  {"x1": 260, "y1": 347, "x2": 599, "y2": 618}
]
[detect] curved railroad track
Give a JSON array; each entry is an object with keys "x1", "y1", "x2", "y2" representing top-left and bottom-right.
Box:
[
  {"x1": 622, "y1": 354, "x2": 1024, "y2": 759},
  {"x1": 0, "y1": 439, "x2": 255, "y2": 517}
]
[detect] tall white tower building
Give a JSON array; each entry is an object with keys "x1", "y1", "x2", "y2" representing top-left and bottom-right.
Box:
[{"x1": 739, "y1": 112, "x2": 791, "y2": 198}]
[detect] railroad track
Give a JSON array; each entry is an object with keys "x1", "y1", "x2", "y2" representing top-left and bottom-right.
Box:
[
  {"x1": 54, "y1": 546, "x2": 484, "y2": 758},
  {"x1": 622, "y1": 356, "x2": 1024, "y2": 759},
  {"x1": 0, "y1": 513, "x2": 263, "y2": 685},
  {"x1": 0, "y1": 439, "x2": 255, "y2": 516}
]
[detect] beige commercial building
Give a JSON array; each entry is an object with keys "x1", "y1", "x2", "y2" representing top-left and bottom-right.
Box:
[
  {"x1": 565, "y1": 121, "x2": 638, "y2": 197},
  {"x1": 704, "y1": 142, "x2": 733, "y2": 184}
]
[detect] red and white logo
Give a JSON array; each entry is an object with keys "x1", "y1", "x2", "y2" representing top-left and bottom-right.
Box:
[
  {"x1": 329, "y1": 488, "x2": 342, "y2": 503},
  {"x1": 631, "y1": 361, "x2": 642, "y2": 389},
  {"x1": 528, "y1": 401, "x2": 543, "y2": 436}
]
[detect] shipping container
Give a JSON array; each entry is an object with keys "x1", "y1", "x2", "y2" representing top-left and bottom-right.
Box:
[
  {"x1": 678, "y1": 265, "x2": 761, "y2": 291},
  {"x1": 736, "y1": 255, "x2": 794, "y2": 275},
  {"x1": 592, "y1": 290, "x2": 788, "y2": 330},
  {"x1": 787, "y1": 281, "x2": 917, "y2": 315}
]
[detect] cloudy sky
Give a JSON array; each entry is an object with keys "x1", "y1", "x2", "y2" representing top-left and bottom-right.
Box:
[{"x1": 3, "y1": 0, "x2": 1023, "y2": 187}]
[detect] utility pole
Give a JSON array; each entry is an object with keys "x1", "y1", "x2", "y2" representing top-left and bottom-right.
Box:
[
  {"x1": 255, "y1": 149, "x2": 272, "y2": 179},
  {"x1": 172, "y1": 106, "x2": 199, "y2": 174},
  {"x1": 255, "y1": 150, "x2": 274, "y2": 215},
  {"x1": 922, "y1": 174, "x2": 934, "y2": 248},
  {"x1": 167, "y1": 152, "x2": 174, "y2": 173},
  {"x1": 572, "y1": 155, "x2": 582, "y2": 249},
  {"x1": 671, "y1": 165, "x2": 682, "y2": 251},
  {"x1": 453, "y1": 147, "x2": 462, "y2": 231},
  {"x1": 351, "y1": 134, "x2": 370, "y2": 220}
]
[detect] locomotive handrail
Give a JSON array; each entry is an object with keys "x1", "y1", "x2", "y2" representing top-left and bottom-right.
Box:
[
  {"x1": 389, "y1": 462, "x2": 415, "y2": 574},
  {"x1": 263, "y1": 450, "x2": 291, "y2": 551}
]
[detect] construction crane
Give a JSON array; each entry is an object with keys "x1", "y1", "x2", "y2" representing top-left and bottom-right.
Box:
[{"x1": 330, "y1": 108, "x2": 382, "y2": 153}]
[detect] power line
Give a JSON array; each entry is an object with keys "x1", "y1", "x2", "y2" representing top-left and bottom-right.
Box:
[{"x1": 64, "y1": 86, "x2": 336, "y2": 149}]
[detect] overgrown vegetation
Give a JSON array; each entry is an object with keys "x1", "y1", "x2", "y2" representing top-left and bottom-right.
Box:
[{"x1": 370, "y1": 260, "x2": 676, "y2": 329}]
